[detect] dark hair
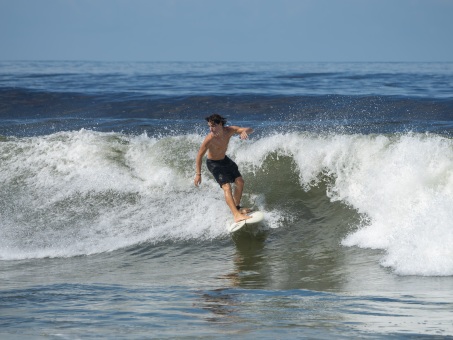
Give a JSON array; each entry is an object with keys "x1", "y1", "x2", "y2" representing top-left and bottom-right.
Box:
[{"x1": 205, "y1": 114, "x2": 227, "y2": 126}]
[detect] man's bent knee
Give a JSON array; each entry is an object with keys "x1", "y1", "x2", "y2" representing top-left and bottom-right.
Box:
[
  {"x1": 221, "y1": 183, "x2": 232, "y2": 191},
  {"x1": 235, "y1": 177, "x2": 244, "y2": 186}
]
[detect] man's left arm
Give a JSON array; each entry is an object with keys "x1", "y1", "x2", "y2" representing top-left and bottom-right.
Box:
[{"x1": 231, "y1": 126, "x2": 254, "y2": 140}]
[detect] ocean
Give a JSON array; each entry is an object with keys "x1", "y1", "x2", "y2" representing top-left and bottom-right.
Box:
[{"x1": 1, "y1": 61, "x2": 453, "y2": 339}]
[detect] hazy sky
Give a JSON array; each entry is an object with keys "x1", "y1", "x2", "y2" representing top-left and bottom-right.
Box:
[{"x1": 1, "y1": 0, "x2": 452, "y2": 62}]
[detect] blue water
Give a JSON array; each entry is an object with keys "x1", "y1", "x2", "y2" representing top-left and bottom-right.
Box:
[{"x1": 1, "y1": 61, "x2": 453, "y2": 338}]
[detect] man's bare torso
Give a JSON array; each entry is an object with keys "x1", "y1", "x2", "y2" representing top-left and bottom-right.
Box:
[{"x1": 206, "y1": 126, "x2": 234, "y2": 160}]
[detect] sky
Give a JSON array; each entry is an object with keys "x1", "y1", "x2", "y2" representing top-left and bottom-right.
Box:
[{"x1": 1, "y1": 0, "x2": 452, "y2": 62}]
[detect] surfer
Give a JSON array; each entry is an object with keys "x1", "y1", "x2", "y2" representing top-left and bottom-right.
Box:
[{"x1": 194, "y1": 114, "x2": 253, "y2": 223}]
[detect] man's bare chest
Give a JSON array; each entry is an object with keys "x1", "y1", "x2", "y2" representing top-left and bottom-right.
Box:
[{"x1": 210, "y1": 137, "x2": 229, "y2": 150}]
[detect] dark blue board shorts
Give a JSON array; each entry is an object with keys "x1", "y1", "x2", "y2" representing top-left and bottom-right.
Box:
[{"x1": 206, "y1": 156, "x2": 242, "y2": 187}]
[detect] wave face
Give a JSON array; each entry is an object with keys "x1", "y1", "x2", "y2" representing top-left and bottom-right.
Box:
[{"x1": 1, "y1": 130, "x2": 452, "y2": 276}]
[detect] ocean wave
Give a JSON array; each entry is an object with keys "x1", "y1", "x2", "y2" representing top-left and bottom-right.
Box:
[
  {"x1": 2, "y1": 88, "x2": 453, "y2": 138},
  {"x1": 1, "y1": 130, "x2": 452, "y2": 276}
]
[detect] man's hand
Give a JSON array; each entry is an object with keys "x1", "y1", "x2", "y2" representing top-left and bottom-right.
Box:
[
  {"x1": 240, "y1": 131, "x2": 249, "y2": 140},
  {"x1": 194, "y1": 174, "x2": 202, "y2": 186}
]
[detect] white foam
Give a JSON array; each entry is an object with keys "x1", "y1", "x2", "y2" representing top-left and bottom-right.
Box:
[
  {"x1": 2, "y1": 130, "x2": 453, "y2": 276},
  {"x1": 233, "y1": 132, "x2": 453, "y2": 276},
  {"x1": 0, "y1": 131, "x2": 232, "y2": 260}
]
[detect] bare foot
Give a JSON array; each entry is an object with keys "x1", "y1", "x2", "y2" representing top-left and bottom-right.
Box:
[{"x1": 233, "y1": 213, "x2": 252, "y2": 223}]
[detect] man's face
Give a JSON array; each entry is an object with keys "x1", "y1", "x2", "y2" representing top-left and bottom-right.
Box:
[{"x1": 208, "y1": 122, "x2": 222, "y2": 136}]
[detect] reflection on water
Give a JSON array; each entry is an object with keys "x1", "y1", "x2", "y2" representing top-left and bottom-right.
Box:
[{"x1": 227, "y1": 227, "x2": 269, "y2": 288}]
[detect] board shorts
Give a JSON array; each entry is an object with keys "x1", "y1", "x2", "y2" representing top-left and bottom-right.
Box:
[{"x1": 206, "y1": 155, "x2": 242, "y2": 188}]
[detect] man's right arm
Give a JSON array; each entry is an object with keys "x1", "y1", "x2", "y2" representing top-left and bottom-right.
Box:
[{"x1": 194, "y1": 137, "x2": 210, "y2": 186}]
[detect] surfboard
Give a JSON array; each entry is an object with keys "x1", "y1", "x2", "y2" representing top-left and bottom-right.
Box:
[{"x1": 228, "y1": 211, "x2": 264, "y2": 233}]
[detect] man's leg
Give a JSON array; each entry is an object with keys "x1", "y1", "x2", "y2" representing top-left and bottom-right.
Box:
[
  {"x1": 233, "y1": 176, "x2": 244, "y2": 207},
  {"x1": 233, "y1": 177, "x2": 251, "y2": 214},
  {"x1": 222, "y1": 182, "x2": 251, "y2": 222}
]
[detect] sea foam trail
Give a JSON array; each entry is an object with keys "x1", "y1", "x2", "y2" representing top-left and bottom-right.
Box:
[{"x1": 235, "y1": 132, "x2": 453, "y2": 276}]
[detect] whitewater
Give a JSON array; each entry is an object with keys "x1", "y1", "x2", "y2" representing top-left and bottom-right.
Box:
[{"x1": 1, "y1": 129, "x2": 452, "y2": 277}]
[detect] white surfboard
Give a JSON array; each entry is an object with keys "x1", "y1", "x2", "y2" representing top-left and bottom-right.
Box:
[{"x1": 228, "y1": 211, "x2": 264, "y2": 233}]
